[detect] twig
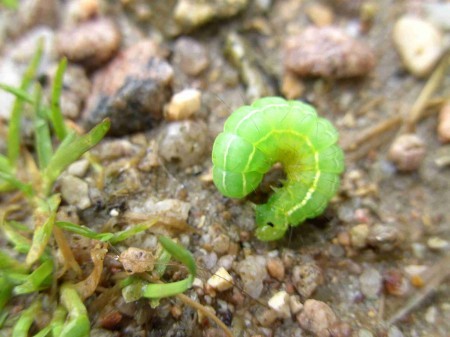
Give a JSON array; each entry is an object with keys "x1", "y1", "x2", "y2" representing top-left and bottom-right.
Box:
[
  {"x1": 342, "y1": 115, "x2": 402, "y2": 152},
  {"x1": 404, "y1": 52, "x2": 450, "y2": 133},
  {"x1": 176, "y1": 292, "x2": 235, "y2": 337}
]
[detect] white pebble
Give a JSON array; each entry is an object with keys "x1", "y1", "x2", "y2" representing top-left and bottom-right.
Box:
[
  {"x1": 60, "y1": 175, "x2": 91, "y2": 210},
  {"x1": 207, "y1": 267, "x2": 234, "y2": 291},
  {"x1": 268, "y1": 291, "x2": 291, "y2": 318},
  {"x1": 393, "y1": 16, "x2": 443, "y2": 77},
  {"x1": 289, "y1": 295, "x2": 303, "y2": 315},
  {"x1": 165, "y1": 89, "x2": 201, "y2": 121}
]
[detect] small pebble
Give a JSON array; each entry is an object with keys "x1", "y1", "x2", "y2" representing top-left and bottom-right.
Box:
[
  {"x1": 211, "y1": 233, "x2": 230, "y2": 255},
  {"x1": 296, "y1": 299, "x2": 338, "y2": 337},
  {"x1": 350, "y1": 224, "x2": 369, "y2": 249},
  {"x1": 367, "y1": 224, "x2": 402, "y2": 251},
  {"x1": 174, "y1": 0, "x2": 248, "y2": 31},
  {"x1": 165, "y1": 89, "x2": 201, "y2": 121},
  {"x1": 268, "y1": 291, "x2": 291, "y2": 318},
  {"x1": 56, "y1": 18, "x2": 121, "y2": 69},
  {"x1": 305, "y1": 3, "x2": 334, "y2": 26},
  {"x1": 59, "y1": 175, "x2": 91, "y2": 210},
  {"x1": 173, "y1": 37, "x2": 209, "y2": 76},
  {"x1": 427, "y1": 236, "x2": 449, "y2": 250},
  {"x1": 256, "y1": 308, "x2": 278, "y2": 327},
  {"x1": 359, "y1": 267, "x2": 382, "y2": 299},
  {"x1": 284, "y1": 26, "x2": 375, "y2": 78},
  {"x1": 67, "y1": 159, "x2": 90, "y2": 177},
  {"x1": 289, "y1": 295, "x2": 303, "y2": 315},
  {"x1": 292, "y1": 262, "x2": 323, "y2": 299},
  {"x1": 388, "y1": 134, "x2": 426, "y2": 172},
  {"x1": 393, "y1": 16, "x2": 443, "y2": 77},
  {"x1": 207, "y1": 267, "x2": 234, "y2": 292},
  {"x1": 266, "y1": 257, "x2": 285, "y2": 281},
  {"x1": 236, "y1": 255, "x2": 267, "y2": 298},
  {"x1": 438, "y1": 103, "x2": 450, "y2": 143},
  {"x1": 158, "y1": 120, "x2": 208, "y2": 167}
]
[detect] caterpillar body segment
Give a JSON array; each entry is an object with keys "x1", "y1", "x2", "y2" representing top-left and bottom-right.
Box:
[{"x1": 212, "y1": 97, "x2": 344, "y2": 241}]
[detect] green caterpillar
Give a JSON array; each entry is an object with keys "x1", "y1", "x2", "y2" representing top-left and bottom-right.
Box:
[{"x1": 212, "y1": 97, "x2": 344, "y2": 241}]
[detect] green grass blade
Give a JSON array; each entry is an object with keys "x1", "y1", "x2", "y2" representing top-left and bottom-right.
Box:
[
  {"x1": 55, "y1": 221, "x2": 114, "y2": 241},
  {"x1": 1, "y1": 222, "x2": 32, "y2": 254},
  {"x1": 0, "y1": 251, "x2": 27, "y2": 272},
  {"x1": 13, "y1": 260, "x2": 53, "y2": 295},
  {"x1": 12, "y1": 300, "x2": 41, "y2": 337},
  {"x1": 33, "y1": 84, "x2": 53, "y2": 170},
  {"x1": 0, "y1": 83, "x2": 34, "y2": 104},
  {"x1": 109, "y1": 220, "x2": 158, "y2": 244},
  {"x1": 50, "y1": 58, "x2": 68, "y2": 141},
  {"x1": 26, "y1": 194, "x2": 60, "y2": 266},
  {"x1": 7, "y1": 39, "x2": 43, "y2": 167},
  {"x1": 0, "y1": 171, "x2": 34, "y2": 196},
  {"x1": 142, "y1": 275, "x2": 194, "y2": 299},
  {"x1": 0, "y1": 276, "x2": 14, "y2": 312},
  {"x1": 42, "y1": 119, "x2": 110, "y2": 195},
  {"x1": 0, "y1": 153, "x2": 13, "y2": 173},
  {"x1": 59, "y1": 283, "x2": 90, "y2": 337},
  {"x1": 158, "y1": 236, "x2": 196, "y2": 277}
]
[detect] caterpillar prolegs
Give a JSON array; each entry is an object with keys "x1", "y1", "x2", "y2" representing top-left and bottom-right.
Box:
[{"x1": 212, "y1": 97, "x2": 344, "y2": 241}]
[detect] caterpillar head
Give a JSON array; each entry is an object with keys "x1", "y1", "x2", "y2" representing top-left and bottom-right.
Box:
[{"x1": 255, "y1": 204, "x2": 288, "y2": 241}]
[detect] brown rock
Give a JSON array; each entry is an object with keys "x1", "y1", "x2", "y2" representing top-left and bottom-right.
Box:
[
  {"x1": 292, "y1": 262, "x2": 323, "y2": 298},
  {"x1": 83, "y1": 40, "x2": 173, "y2": 136},
  {"x1": 388, "y1": 134, "x2": 426, "y2": 172},
  {"x1": 56, "y1": 18, "x2": 121, "y2": 69},
  {"x1": 284, "y1": 26, "x2": 375, "y2": 78},
  {"x1": 266, "y1": 257, "x2": 285, "y2": 281},
  {"x1": 297, "y1": 299, "x2": 338, "y2": 337}
]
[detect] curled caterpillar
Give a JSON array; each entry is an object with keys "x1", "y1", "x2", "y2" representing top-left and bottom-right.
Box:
[{"x1": 212, "y1": 97, "x2": 344, "y2": 241}]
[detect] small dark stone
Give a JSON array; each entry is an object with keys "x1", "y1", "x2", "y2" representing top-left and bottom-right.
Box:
[{"x1": 83, "y1": 41, "x2": 173, "y2": 136}]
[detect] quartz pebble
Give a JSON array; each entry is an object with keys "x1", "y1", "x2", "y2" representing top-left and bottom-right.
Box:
[
  {"x1": 59, "y1": 175, "x2": 91, "y2": 210},
  {"x1": 284, "y1": 26, "x2": 375, "y2": 79},
  {"x1": 359, "y1": 268, "x2": 382, "y2": 299},
  {"x1": 388, "y1": 134, "x2": 426, "y2": 172},
  {"x1": 207, "y1": 267, "x2": 234, "y2": 291},
  {"x1": 236, "y1": 255, "x2": 267, "y2": 298},
  {"x1": 268, "y1": 291, "x2": 291, "y2": 318},
  {"x1": 297, "y1": 299, "x2": 338, "y2": 337},
  {"x1": 165, "y1": 89, "x2": 201, "y2": 121},
  {"x1": 393, "y1": 16, "x2": 443, "y2": 77}
]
